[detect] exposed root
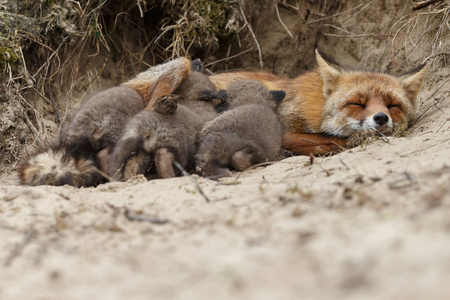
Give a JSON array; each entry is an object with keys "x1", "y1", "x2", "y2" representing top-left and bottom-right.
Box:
[{"x1": 239, "y1": 6, "x2": 263, "y2": 70}]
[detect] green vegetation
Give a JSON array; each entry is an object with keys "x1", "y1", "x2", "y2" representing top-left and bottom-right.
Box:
[
  {"x1": 160, "y1": 0, "x2": 239, "y2": 56},
  {"x1": 163, "y1": 0, "x2": 237, "y2": 35},
  {"x1": 0, "y1": 46, "x2": 18, "y2": 72}
]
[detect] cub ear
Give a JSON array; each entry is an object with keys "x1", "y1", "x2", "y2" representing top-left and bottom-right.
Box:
[
  {"x1": 198, "y1": 89, "x2": 216, "y2": 101},
  {"x1": 191, "y1": 59, "x2": 203, "y2": 72},
  {"x1": 216, "y1": 90, "x2": 227, "y2": 101},
  {"x1": 212, "y1": 98, "x2": 229, "y2": 113},
  {"x1": 315, "y1": 49, "x2": 341, "y2": 98},
  {"x1": 269, "y1": 90, "x2": 286, "y2": 104},
  {"x1": 398, "y1": 63, "x2": 428, "y2": 103}
]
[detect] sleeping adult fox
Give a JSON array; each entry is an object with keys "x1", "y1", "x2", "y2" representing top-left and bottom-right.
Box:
[{"x1": 208, "y1": 50, "x2": 427, "y2": 155}]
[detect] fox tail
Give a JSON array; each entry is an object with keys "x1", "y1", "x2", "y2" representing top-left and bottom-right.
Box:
[{"x1": 17, "y1": 143, "x2": 106, "y2": 188}]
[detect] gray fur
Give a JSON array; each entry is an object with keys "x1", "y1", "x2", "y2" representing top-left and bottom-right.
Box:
[
  {"x1": 18, "y1": 85, "x2": 145, "y2": 187},
  {"x1": 61, "y1": 86, "x2": 144, "y2": 155},
  {"x1": 196, "y1": 80, "x2": 284, "y2": 178},
  {"x1": 221, "y1": 79, "x2": 282, "y2": 110},
  {"x1": 172, "y1": 71, "x2": 219, "y2": 122},
  {"x1": 109, "y1": 103, "x2": 203, "y2": 180},
  {"x1": 110, "y1": 69, "x2": 221, "y2": 180}
]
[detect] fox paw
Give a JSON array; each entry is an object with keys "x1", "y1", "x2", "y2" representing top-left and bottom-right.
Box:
[{"x1": 153, "y1": 94, "x2": 179, "y2": 115}]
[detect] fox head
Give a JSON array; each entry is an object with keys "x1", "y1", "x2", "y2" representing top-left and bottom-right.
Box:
[{"x1": 316, "y1": 50, "x2": 427, "y2": 137}]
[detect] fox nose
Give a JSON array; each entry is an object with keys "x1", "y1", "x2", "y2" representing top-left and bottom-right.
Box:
[{"x1": 373, "y1": 112, "x2": 389, "y2": 126}]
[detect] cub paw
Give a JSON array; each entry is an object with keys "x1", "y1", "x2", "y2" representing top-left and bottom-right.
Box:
[{"x1": 153, "y1": 94, "x2": 179, "y2": 115}]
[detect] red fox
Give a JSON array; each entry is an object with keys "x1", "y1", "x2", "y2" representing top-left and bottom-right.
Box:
[{"x1": 208, "y1": 50, "x2": 428, "y2": 155}]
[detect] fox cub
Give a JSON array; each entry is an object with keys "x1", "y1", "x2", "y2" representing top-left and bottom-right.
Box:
[
  {"x1": 109, "y1": 62, "x2": 223, "y2": 180},
  {"x1": 18, "y1": 86, "x2": 144, "y2": 187},
  {"x1": 196, "y1": 80, "x2": 285, "y2": 178}
]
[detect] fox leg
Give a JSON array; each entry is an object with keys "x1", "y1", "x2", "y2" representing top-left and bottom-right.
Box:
[
  {"x1": 118, "y1": 151, "x2": 154, "y2": 181},
  {"x1": 231, "y1": 145, "x2": 263, "y2": 171},
  {"x1": 198, "y1": 90, "x2": 229, "y2": 113},
  {"x1": 134, "y1": 151, "x2": 153, "y2": 175},
  {"x1": 283, "y1": 132, "x2": 347, "y2": 156},
  {"x1": 123, "y1": 58, "x2": 191, "y2": 108},
  {"x1": 195, "y1": 152, "x2": 232, "y2": 179},
  {"x1": 97, "y1": 145, "x2": 114, "y2": 175},
  {"x1": 109, "y1": 136, "x2": 142, "y2": 181},
  {"x1": 154, "y1": 147, "x2": 177, "y2": 178},
  {"x1": 145, "y1": 65, "x2": 191, "y2": 109},
  {"x1": 196, "y1": 135, "x2": 232, "y2": 178},
  {"x1": 196, "y1": 156, "x2": 232, "y2": 179}
]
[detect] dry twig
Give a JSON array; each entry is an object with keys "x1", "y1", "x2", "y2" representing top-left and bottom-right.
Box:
[
  {"x1": 412, "y1": 0, "x2": 444, "y2": 11},
  {"x1": 275, "y1": 3, "x2": 295, "y2": 40},
  {"x1": 239, "y1": 6, "x2": 263, "y2": 70},
  {"x1": 410, "y1": 79, "x2": 449, "y2": 128},
  {"x1": 389, "y1": 170, "x2": 417, "y2": 189},
  {"x1": 204, "y1": 47, "x2": 255, "y2": 68},
  {"x1": 173, "y1": 160, "x2": 211, "y2": 203},
  {"x1": 124, "y1": 208, "x2": 169, "y2": 224},
  {"x1": 307, "y1": 1, "x2": 375, "y2": 24}
]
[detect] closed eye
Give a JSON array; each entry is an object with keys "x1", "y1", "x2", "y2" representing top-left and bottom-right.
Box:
[
  {"x1": 388, "y1": 104, "x2": 403, "y2": 110},
  {"x1": 346, "y1": 103, "x2": 366, "y2": 108}
]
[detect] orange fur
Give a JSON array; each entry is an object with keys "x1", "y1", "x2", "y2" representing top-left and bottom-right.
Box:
[
  {"x1": 210, "y1": 70, "x2": 326, "y2": 134},
  {"x1": 283, "y1": 132, "x2": 347, "y2": 155},
  {"x1": 209, "y1": 70, "x2": 339, "y2": 154},
  {"x1": 122, "y1": 57, "x2": 192, "y2": 108},
  {"x1": 210, "y1": 51, "x2": 427, "y2": 155}
]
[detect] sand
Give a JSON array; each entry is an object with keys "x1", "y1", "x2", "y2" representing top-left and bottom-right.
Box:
[
  {"x1": 1, "y1": 80, "x2": 449, "y2": 299},
  {"x1": 0, "y1": 1, "x2": 449, "y2": 299}
]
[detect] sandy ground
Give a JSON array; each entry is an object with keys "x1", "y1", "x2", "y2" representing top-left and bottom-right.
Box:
[
  {"x1": 1, "y1": 1, "x2": 450, "y2": 299},
  {"x1": 0, "y1": 75, "x2": 449, "y2": 299}
]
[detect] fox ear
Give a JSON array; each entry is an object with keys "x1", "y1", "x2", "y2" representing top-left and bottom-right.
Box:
[
  {"x1": 399, "y1": 63, "x2": 428, "y2": 103},
  {"x1": 269, "y1": 90, "x2": 286, "y2": 104},
  {"x1": 316, "y1": 49, "x2": 341, "y2": 97}
]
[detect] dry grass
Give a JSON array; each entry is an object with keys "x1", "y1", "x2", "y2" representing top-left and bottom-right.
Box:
[
  {"x1": 154, "y1": 0, "x2": 240, "y2": 59},
  {"x1": 391, "y1": 0, "x2": 450, "y2": 64}
]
